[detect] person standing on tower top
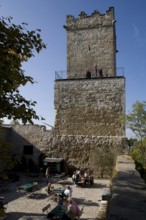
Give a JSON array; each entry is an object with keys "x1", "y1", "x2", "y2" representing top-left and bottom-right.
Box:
[{"x1": 93, "y1": 65, "x2": 99, "y2": 77}]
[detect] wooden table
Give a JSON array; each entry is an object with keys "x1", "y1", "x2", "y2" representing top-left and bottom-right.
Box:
[
  {"x1": 51, "y1": 188, "x2": 64, "y2": 195},
  {"x1": 18, "y1": 182, "x2": 38, "y2": 192}
]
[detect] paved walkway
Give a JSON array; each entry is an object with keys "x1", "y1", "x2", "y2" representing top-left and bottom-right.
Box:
[
  {"x1": 1, "y1": 155, "x2": 146, "y2": 220},
  {"x1": 107, "y1": 155, "x2": 146, "y2": 220},
  {"x1": 0, "y1": 174, "x2": 110, "y2": 220}
]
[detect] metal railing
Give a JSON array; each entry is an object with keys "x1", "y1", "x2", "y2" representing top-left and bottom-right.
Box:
[
  {"x1": 55, "y1": 67, "x2": 124, "y2": 80},
  {"x1": 55, "y1": 71, "x2": 67, "y2": 80}
]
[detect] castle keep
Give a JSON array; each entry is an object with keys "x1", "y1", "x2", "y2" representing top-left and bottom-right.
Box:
[
  {"x1": 1, "y1": 7, "x2": 126, "y2": 174},
  {"x1": 53, "y1": 7, "x2": 126, "y2": 172}
]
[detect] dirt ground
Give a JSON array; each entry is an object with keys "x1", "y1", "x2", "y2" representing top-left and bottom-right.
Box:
[{"x1": 0, "y1": 174, "x2": 110, "y2": 220}]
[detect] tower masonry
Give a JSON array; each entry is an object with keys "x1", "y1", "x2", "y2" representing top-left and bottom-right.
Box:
[
  {"x1": 65, "y1": 7, "x2": 116, "y2": 79},
  {"x1": 52, "y1": 7, "x2": 126, "y2": 173}
]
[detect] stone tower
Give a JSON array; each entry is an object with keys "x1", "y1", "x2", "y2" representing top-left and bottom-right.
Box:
[
  {"x1": 52, "y1": 7, "x2": 126, "y2": 172},
  {"x1": 65, "y1": 7, "x2": 116, "y2": 79}
]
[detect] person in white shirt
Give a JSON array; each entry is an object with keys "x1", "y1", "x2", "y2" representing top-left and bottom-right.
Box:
[{"x1": 63, "y1": 186, "x2": 72, "y2": 197}]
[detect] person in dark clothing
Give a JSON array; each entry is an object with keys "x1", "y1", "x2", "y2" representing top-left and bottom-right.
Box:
[
  {"x1": 86, "y1": 71, "x2": 91, "y2": 79},
  {"x1": 99, "y1": 69, "x2": 103, "y2": 77}
]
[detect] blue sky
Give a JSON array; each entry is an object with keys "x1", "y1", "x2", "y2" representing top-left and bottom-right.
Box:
[{"x1": 1, "y1": 0, "x2": 146, "y2": 137}]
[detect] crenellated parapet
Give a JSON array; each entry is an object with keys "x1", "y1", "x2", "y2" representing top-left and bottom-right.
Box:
[{"x1": 65, "y1": 7, "x2": 115, "y2": 31}]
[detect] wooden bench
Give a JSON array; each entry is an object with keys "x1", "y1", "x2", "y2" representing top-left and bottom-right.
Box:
[{"x1": 42, "y1": 204, "x2": 51, "y2": 214}]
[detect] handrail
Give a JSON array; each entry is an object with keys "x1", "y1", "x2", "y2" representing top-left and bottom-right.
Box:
[{"x1": 55, "y1": 67, "x2": 124, "y2": 80}]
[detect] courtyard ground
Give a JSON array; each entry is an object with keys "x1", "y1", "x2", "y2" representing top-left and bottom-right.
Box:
[{"x1": 0, "y1": 174, "x2": 110, "y2": 220}]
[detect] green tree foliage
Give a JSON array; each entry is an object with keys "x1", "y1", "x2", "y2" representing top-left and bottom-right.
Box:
[
  {"x1": 0, "y1": 17, "x2": 46, "y2": 124},
  {"x1": 130, "y1": 142, "x2": 143, "y2": 164},
  {"x1": 130, "y1": 139, "x2": 146, "y2": 168},
  {"x1": 126, "y1": 101, "x2": 146, "y2": 154},
  {"x1": 126, "y1": 101, "x2": 146, "y2": 141},
  {"x1": 127, "y1": 101, "x2": 146, "y2": 177},
  {"x1": 0, "y1": 17, "x2": 46, "y2": 171}
]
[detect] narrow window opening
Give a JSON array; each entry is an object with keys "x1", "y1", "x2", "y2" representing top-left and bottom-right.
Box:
[{"x1": 23, "y1": 145, "x2": 33, "y2": 155}]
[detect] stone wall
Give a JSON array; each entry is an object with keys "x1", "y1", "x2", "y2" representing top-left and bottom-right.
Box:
[
  {"x1": 0, "y1": 126, "x2": 11, "y2": 141},
  {"x1": 54, "y1": 77, "x2": 125, "y2": 136},
  {"x1": 4, "y1": 124, "x2": 53, "y2": 167},
  {"x1": 65, "y1": 7, "x2": 116, "y2": 79},
  {"x1": 1, "y1": 124, "x2": 127, "y2": 174},
  {"x1": 46, "y1": 135, "x2": 127, "y2": 174}
]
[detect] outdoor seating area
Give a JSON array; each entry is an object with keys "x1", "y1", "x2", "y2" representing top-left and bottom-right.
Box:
[
  {"x1": 75, "y1": 176, "x2": 94, "y2": 187},
  {"x1": 0, "y1": 172, "x2": 110, "y2": 219},
  {"x1": 72, "y1": 170, "x2": 94, "y2": 187},
  {"x1": 18, "y1": 182, "x2": 38, "y2": 193}
]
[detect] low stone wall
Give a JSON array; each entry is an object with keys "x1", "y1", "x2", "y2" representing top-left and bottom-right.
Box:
[
  {"x1": 9, "y1": 124, "x2": 53, "y2": 154},
  {"x1": 1, "y1": 125, "x2": 127, "y2": 174},
  {"x1": 2, "y1": 124, "x2": 53, "y2": 168}
]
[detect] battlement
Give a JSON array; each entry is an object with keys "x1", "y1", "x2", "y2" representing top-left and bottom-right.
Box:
[{"x1": 64, "y1": 7, "x2": 115, "y2": 30}]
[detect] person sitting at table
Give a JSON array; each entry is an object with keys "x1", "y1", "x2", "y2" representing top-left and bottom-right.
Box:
[
  {"x1": 75, "y1": 170, "x2": 81, "y2": 185},
  {"x1": 62, "y1": 186, "x2": 72, "y2": 198},
  {"x1": 72, "y1": 172, "x2": 76, "y2": 185},
  {"x1": 73, "y1": 200, "x2": 81, "y2": 217},
  {"x1": 45, "y1": 166, "x2": 50, "y2": 183},
  {"x1": 76, "y1": 176, "x2": 85, "y2": 187},
  {"x1": 52, "y1": 193, "x2": 58, "y2": 203},
  {"x1": 67, "y1": 197, "x2": 81, "y2": 218},
  {"x1": 47, "y1": 182, "x2": 51, "y2": 195},
  {"x1": 65, "y1": 198, "x2": 76, "y2": 220},
  {"x1": 76, "y1": 170, "x2": 81, "y2": 179},
  {"x1": 84, "y1": 170, "x2": 89, "y2": 185}
]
